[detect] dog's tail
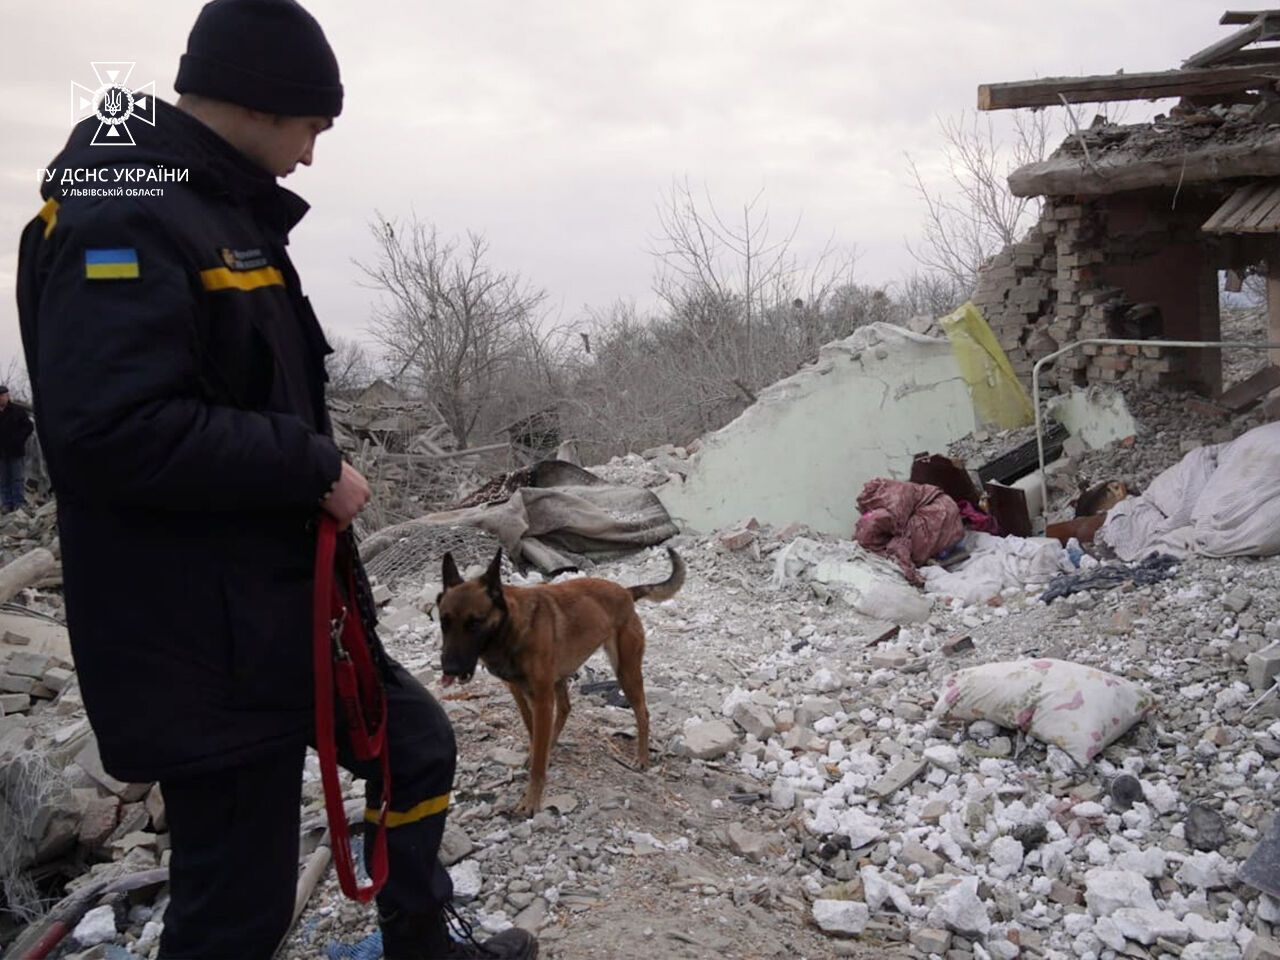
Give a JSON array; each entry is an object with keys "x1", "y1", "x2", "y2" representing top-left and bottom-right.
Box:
[{"x1": 630, "y1": 547, "x2": 685, "y2": 603}]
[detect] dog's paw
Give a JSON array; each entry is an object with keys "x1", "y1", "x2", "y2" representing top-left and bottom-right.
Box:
[{"x1": 512, "y1": 794, "x2": 540, "y2": 818}]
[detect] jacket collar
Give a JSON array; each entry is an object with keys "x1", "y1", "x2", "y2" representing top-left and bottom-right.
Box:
[{"x1": 156, "y1": 100, "x2": 310, "y2": 236}]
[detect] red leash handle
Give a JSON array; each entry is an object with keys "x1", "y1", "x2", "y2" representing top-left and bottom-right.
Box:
[{"x1": 314, "y1": 514, "x2": 391, "y2": 903}]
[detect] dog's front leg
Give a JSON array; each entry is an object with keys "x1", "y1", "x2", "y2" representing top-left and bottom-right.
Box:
[{"x1": 515, "y1": 683, "x2": 555, "y2": 817}]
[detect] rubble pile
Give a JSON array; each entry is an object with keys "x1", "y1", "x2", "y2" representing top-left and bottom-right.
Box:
[
  {"x1": 328, "y1": 383, "x2": 487, "y2": 527},
  {"x1": 270, "y1": 500, "x2": 1280, "y2": 959},
  {"x1": 7, "y1": 394, "x2": 1280, "y2": 960}
]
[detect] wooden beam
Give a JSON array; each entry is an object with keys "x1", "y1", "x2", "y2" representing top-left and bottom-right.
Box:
[
  {"x1": 1214, "y1": 46, "x2": 1280, "y2": 66},
  {"x1": 1184, "y1": 16, "x2": 1263, "y2": 69},
  {"x1": 1008, "y1": 135, "x2": 1280, "y2": 197},
  {"x1": 978, "y1": 64, "x2": 1280, "y2": 111},
  {"x1": 1222, "y1": 10, "x2": 1280, "y2": 24}
]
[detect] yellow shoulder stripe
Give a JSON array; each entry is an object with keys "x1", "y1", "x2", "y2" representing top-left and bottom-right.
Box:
[
  {"x1": 37, "y1": 198, "x2": 59, "y2": 239},
  {"x1": 364, "y1": 792, "x2": 450, "y2": 828},
  {"x1": 199, "y1": 265, "x2": 285, "y2": 292}
]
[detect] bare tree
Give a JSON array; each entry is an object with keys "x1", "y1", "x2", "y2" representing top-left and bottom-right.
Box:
[
  {"x1": 323, "y1": 332, "x2": 376, "y2": 396},
  {"x1": 1, "y1": 357, "x2": 30, "y2": 403},
  {"x1": 905, "y1": 110, "x2": 1052, "y2": 292},
  {"x1": 648, "y1": 179, "x2": 858, "y2": 392},
  {"x1": 893, "y1": 271, "x2": 969, "y2": 320},
  {"x1": 357, "y1": 216, "x2": 547, "y2": 448}
]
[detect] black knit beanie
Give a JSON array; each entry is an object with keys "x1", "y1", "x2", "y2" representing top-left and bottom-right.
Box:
[{"x1": 175, "y1": 0, "x2": 343, "y2": 118}]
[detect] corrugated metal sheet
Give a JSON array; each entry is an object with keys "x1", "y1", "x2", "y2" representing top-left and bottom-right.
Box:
[{"x1": 1203, "y1": 179, "x2": 1280, "y2": 233}]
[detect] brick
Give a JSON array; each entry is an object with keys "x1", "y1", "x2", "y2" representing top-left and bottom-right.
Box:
[
  {"x1": 78, "y1": 794, "x2": 121, "y2": 849},
  {"x1": 0, "y1": 674, "x2": 35, "y2": 695},
  {"x1": 0, "y1": 693, "x2": 31, "y2": 714},
  {"x1": 1247, "y1": 643, "x2": 1280, "y2": 691},
  {"x1": 6, "y1": 652, "x2": 52, "y2": 678}
]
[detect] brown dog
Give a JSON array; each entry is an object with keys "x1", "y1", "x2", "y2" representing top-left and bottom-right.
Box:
[{"x1": 437, "y1": 547, "x2": 684, "y2": 816}]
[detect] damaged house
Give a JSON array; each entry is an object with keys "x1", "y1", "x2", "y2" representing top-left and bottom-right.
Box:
[{"x1": 973, "y1": 9, "x2": 1280, "y2": 406}]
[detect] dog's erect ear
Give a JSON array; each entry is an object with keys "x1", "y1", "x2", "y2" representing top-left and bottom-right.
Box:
[
  {"x1": 483, "y1": 548, "x2": 503, "y2": 593},
  {"x1": 442, "y1": 552, "x2": 462, "y2": 589}
]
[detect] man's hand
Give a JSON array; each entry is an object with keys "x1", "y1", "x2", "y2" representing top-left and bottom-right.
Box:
[{"x1": 320, "y1": 461, "x2": 371, "y2": 530}]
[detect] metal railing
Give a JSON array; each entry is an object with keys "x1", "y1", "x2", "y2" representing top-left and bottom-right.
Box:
[{"x1": 1031, "y1": 338, "x2": 1280, "y2": 520}]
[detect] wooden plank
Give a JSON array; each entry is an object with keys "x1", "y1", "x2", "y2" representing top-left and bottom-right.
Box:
[
  {"x1": 978, "y1": 63, "x2": 1280, "y2": 111},
  {"x1": 1245, "y1": 185, "x2": 1280, "y2": 228},
  {"x1": 1203, "y1": 184, "x2": 1267, "y2": 232},
  {"x1": 1218, "y1": 363, "x2": 1280, "y2": 408},
  {"x1": 1222, "y1": 11, "x2": 1276, "y2": 25},
  {"x1": 1215, "y1": 45, "x2": 1280, "y2": 66},
  {"x1": 1184, "y1": 17, "x2": 1262, "y2": 69},
  {"x1": 1232, "y1": 183, "x2": 1280, "y2": 226}
]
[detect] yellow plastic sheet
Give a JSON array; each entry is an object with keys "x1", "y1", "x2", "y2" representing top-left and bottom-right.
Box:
[{"x1": 940, "y1": 302, "x2": 1034, "y2": 430}]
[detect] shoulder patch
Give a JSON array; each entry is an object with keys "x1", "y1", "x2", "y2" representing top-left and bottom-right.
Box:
[{"x1": 84, "y1": 247, "x2": 140, "y2": 281}]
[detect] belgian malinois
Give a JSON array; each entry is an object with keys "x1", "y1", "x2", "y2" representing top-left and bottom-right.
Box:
[{"x1": 437, "y1": 547, "x2": 685, "y2": 816}]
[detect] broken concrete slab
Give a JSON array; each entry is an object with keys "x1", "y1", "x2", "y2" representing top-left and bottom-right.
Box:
[
  {"x1": 1046, "y1": 387, "x2": 1138, "y2": 451},
  {"x1": 869, "y1": 757, "x2": 928, "y2": 799},
  {"x1": 657, "y1": 324, "x2": 978, "y2": 536}
]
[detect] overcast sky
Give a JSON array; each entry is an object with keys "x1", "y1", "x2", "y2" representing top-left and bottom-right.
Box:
[{"x1": 0, "y1": 0, "x2": 1220, "y2": 387}]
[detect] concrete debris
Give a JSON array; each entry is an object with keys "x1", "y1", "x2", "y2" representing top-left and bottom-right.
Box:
[
  {"x1": 681, "y1": 719, "x2": 738, "y2": 760},
  {"x1": 72, "y1": 905, "x2": 118, "y2": 947},
  {"x1": 811, "y1": 898, "x2": 870, "y2": 936}
]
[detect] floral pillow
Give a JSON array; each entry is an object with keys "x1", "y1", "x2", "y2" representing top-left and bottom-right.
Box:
[{"x1": 933, "y1": 659, "x2": 1156, "y2": 765}]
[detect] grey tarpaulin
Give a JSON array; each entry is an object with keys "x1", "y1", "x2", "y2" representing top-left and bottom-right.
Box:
[{"x1": 360, "y1": 460, "x2": 679, "y2": 576}]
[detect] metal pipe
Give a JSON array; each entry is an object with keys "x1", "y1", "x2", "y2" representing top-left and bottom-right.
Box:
[{"x1": 1031, "y1": 338, "x2": 1280, "y2": 521}]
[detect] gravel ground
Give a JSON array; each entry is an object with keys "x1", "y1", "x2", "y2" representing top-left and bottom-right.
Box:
[{"x1": 24, "y1": 385, "x2": 1280, "y2": 960}]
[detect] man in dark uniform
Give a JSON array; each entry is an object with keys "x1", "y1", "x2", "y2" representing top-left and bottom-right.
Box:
[
  {"x1": 16, "y1": 2, "x2": 537, "y2": 958},
  {"x1": 0, "y1": 386, "x2": 34, "y2": 511}
]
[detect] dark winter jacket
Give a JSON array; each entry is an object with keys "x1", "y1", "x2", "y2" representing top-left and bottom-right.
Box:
[
  {"x1": 0, "y1": 403, "x2": 33, "y2": 459},
  {"x1": 16, "y1": 100, "x2": 343, "y2": 781}
]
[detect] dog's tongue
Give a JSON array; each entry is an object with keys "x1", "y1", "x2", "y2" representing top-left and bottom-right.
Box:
[{"x1": 441, "y1": 675, "x2": 456, "y2": 688}]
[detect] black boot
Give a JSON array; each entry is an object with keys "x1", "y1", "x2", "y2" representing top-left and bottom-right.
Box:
[{"x1": 380, "y1": 904, "x2": 539, "y2": 960}]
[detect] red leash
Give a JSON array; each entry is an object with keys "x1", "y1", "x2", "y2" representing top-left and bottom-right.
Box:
[{"x1": 313, "y1": 514, "x2": 390, "y2": 902}]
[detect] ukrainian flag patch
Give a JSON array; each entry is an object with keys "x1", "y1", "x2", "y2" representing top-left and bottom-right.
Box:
[{"x1": 84, "y1": 247, "x2": 140, "y2": 281}]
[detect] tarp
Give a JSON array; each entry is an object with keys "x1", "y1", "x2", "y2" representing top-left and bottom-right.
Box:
[
  {"x1": 1100, "y1": 421, "x2": 1280, "y2": 561},
  {"x1": 363, "y1": 460, "x2": 679, "y2": 575},
  {"x1": 941, "y1": 303, "x2": 1035, "y2": 430}
]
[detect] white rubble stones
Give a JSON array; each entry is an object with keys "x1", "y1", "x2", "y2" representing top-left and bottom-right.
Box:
[
  {"x1": 1183, "y1": 945, "x2": 1244, "y2": 960},
  {"x1": 73, "y1": 904, "x2": 117, "y2": 946},
  {"x1": 922, "y1": 743, "x2": 961, "y2": 773},
  {"x1": 929, "y1": 877, "x2": 991, "y2": 937},
  {"x1": 1111, "y1": 907, "x2": 1191, "y2": 945},
  {"x1": 812, "y1": 898, "x2": 870, "y2": 936},
  {"x1": 805, "y1": 805, "x2": 884, "y2": 849},
  {"x1": 1175, "y1": 851, "x2": 1233, "y2": 890},
  {"x1": 1084, "y1": 868, "x2": 1158, "y2": 917},
  {"x1": 681, "y1": 719, "x2": 738, "y2": 760},
  {"x1": 988, "y1": 835, "x2": 1025, "y2": 881},
  {"x1": 859, "y1": 866, "x2": 913, "y2": 915},
  {"x1": 448, "y1": 860, "x2": 483, "y2": 901}
]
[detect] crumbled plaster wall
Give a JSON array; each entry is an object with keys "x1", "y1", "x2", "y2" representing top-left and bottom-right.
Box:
[{"x1": 656, "y1": 324, "x2": 977, "y2": 536}]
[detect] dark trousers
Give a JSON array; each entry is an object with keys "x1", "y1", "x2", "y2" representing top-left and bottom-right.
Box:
[
  {"x1": 0, "y1": 456, "x2": 23, "y2": 511},
  {"x1": 158, "y1": 661, "x2": 457, "y2": 960}
]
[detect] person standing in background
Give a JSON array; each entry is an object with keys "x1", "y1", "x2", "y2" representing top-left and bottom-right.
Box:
[{"x1": 0, "y1": 387, "x2": 34, "y2": 512}]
